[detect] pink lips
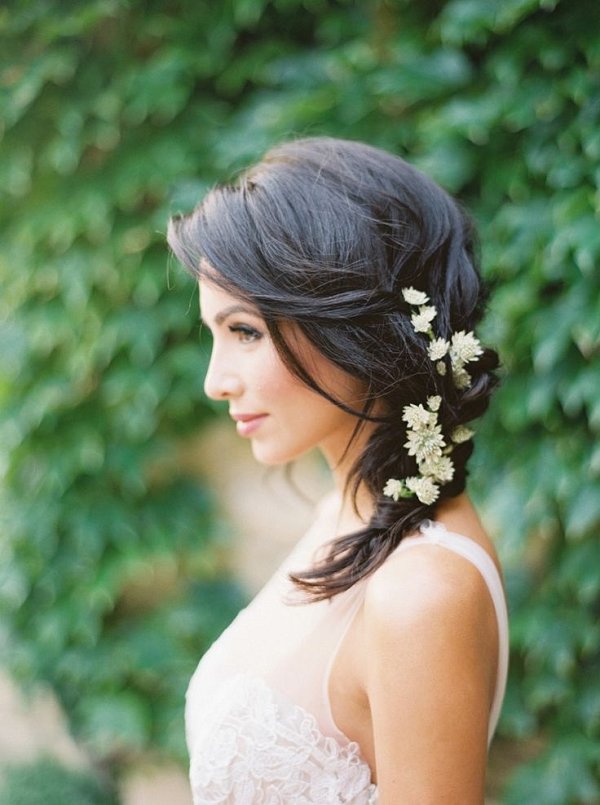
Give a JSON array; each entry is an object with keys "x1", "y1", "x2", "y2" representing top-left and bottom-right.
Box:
[{"x1": 231, "y1": 413, "x2": 268, "y2": 437}]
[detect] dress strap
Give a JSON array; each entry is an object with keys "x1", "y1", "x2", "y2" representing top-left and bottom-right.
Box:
[{"x1": 397, "y1": 520, "x2": 509, "y2": 745}]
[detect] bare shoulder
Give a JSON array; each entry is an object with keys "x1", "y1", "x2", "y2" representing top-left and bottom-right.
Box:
[
  {"x1": 360, "y1": 539, "x2": 498, "y2": 800},
  {"x1": 360, "y1": 536, "x2": 500, "y2": 711},
  {"x1": 363, "y1": 538, "x2": 497, "y2": 634}
]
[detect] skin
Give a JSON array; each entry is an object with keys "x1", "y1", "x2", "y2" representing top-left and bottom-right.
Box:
[{"x1": 200, "y1": 276, "x2": 502, "y2": 804}]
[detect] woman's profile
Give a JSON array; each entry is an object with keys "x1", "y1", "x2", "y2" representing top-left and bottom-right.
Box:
[{"x1": 167, "y1": 136, "x2": 509, "y2": 803}]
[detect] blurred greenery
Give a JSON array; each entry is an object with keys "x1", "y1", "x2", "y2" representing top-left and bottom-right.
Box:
[
  {"x1": 0, "y1": 757, "x2": 119, "y2": 805},
  {"x1": 1, "y1": 0, "x2": 599, "y2": 801}
]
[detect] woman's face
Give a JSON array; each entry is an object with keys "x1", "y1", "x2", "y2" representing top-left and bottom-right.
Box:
[{"x1": 199, "y1": 278, "x2": 366, "y2": 468}]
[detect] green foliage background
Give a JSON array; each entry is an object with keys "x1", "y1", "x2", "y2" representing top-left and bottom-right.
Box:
[
  {"x1": 1, "y1": 0, "x2": 599, "y2": 801},
  {"x1": 0, "y1": 757, "x2": 119, "y2": 805}
]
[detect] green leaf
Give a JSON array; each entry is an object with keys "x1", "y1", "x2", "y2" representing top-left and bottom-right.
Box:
[{"x1": 79, "y1": 691, "x2": 152, "y2": 755}]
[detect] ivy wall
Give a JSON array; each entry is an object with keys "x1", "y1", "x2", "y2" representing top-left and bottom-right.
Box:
[{"x1": 1, "y1": 1, "x2": 598, "y2": 801}]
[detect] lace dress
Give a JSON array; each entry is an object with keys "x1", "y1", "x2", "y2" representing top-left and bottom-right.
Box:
[{"x1": 186, "y1": 501, "x2": 509, "y2": 804}]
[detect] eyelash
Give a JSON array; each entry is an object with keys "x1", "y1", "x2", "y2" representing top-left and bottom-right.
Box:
[{"x1": 228, "y1": 324, "x2": 263, "y2": 344}]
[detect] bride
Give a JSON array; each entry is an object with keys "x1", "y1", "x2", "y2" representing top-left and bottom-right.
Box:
[{"x1": 167, "y1": 136, "x2": 509, "y2": 804}]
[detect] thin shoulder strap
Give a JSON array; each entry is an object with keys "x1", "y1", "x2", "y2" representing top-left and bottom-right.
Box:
[{"x1": 397, "y1": 520, "x2": 509, "y2": 745}]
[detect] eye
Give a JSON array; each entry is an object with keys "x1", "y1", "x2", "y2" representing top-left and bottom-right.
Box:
[{"x1": 228, "y1": 324, "x2": 263, "y2": 344}]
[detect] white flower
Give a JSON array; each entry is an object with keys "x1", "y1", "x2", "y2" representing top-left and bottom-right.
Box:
[
  {"x1": 428, "y1": 338, "x2": 450, "y2": 361},
  {"x1": 452, "y1": 365, "x2": 472, "y2": 390},
  {"x1": 402, "y1": 403, "x2": 435, "y2": 430},
  {"x1": 402, "y1": 287, "x2": 429, "y2": 306},
  {"x1": 427, "y1": 395, "x2": 441, "y2": 412},
  {"x1": 411, "y1": 305, "x2": 437, "y2": 333},
  {"x1": 450, "y1": 330, "x2": 483, "y2": 366},
  {"x1": 405, "y1": 476, "x2": 440, "y2": 505},
  {"x1": 404, "y1": 424, "x2": 445, "y2": 462},
  {"x1": 384, "y1": 299, "x2": 484, "y2": 507},
  {"x1": 419, "y1": 454, "x2": 455, "y2": 483},
  {"x1": 451, "y1": 425, "x2": 475, "y2": 444},
  {"x1": 383, "y1": 478, "x2": 405, "y2": 502}
]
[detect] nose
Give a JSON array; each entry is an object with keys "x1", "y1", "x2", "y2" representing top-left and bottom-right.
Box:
[{"x1": 203, "y1": 348, "x2": 243, "y2": 401}]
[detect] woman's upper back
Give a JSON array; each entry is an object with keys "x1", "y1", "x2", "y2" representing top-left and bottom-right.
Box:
[{"x1": 185, "y1": 497, "x2": 508, "y2": 804}]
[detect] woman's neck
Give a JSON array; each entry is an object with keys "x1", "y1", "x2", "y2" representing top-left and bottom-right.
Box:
[
  {"x1": 322, "y1": 420, "x2": 378, "y2": 536},
  {"x1": 329, "y1": 481, "x2": 375, "y2": 537}
]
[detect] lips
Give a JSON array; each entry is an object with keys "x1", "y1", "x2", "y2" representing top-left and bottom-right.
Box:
[{"x1": 231, "y1": 413, "x2": 268, "y2": 437}]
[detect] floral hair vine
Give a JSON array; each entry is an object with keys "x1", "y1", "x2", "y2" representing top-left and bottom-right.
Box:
[{"x1": 382, "y1": 287, "x2": 483, "y2": 506}]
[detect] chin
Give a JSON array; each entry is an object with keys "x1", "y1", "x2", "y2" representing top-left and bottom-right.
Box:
[{"x1": 250, "y1": 441, "x2": 306, "y2": 466}]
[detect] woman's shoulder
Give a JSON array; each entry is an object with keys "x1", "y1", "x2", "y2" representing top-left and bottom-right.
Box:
[
  {"x1": 361, "y1": 516, "x2": 501, "y2": 644},
  {"x1": 359, "y1": 525, "x2": 500, "y2": 735},
  {"x1": 357, "y1": 522, "x2": 501, "y2": 797},
  {"x1": 365, "y1": 531, "x2": 492, "y2": 625}
]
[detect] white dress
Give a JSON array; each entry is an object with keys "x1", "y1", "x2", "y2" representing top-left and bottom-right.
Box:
[{"x1": 186, "y1": 498, "x2": 509, "y2": 804}]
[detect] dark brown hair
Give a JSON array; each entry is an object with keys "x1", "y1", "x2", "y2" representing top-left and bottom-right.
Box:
[{"x1": 167, "y1": 136, "x2": 499, "y2": 600}]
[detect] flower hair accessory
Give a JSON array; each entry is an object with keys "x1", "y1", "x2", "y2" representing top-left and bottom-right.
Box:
[{"x1": 383, "y1": 287, "x2": 483, "y2": 506}]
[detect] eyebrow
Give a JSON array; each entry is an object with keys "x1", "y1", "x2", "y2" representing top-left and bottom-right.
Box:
[{"x1": 206, "y1": 304, "x2": 262, "y2": 327}]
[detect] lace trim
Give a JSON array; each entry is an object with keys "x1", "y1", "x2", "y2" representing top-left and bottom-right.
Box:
[{"x1": 188, "y1": 674, "x2": 377, "y2": 804}]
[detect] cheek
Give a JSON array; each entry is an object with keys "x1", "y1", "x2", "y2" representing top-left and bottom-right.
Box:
[
  {"x1": 257, "y1": 337, "x2": 365, "y2": 432},
  {"x1": 257, "y1": 350, "x2": 301, "y2": 398}
]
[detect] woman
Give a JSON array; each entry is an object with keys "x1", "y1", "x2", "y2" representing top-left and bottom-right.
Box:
[{"x1": 167, "y1": 137, "x2": 509, "y2": 804}]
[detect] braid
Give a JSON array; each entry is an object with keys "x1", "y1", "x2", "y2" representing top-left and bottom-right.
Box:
[{"x1": 289, "y1": 278, "x2": 499, "y2": 600}]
